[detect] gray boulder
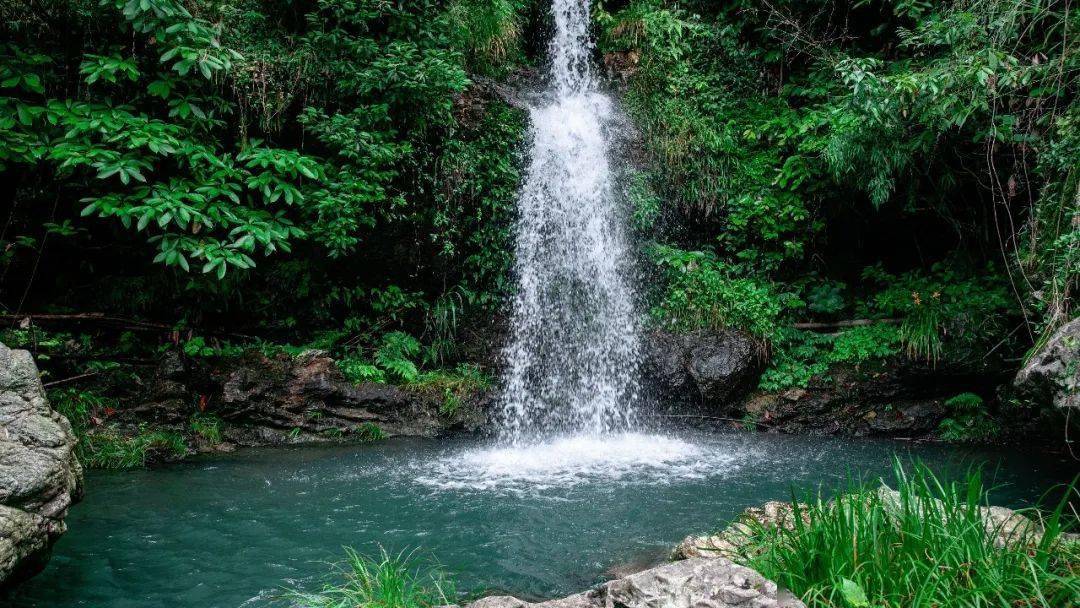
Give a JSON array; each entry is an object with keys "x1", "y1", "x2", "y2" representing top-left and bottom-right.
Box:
[
  {"x1": 468, "y1": 557, "x2": 803, "y2": 608},
  {"x1": 1015, "y1": 317, "x2": 1080, "y2": 410},
  {"x1": 645, "y1": 329, "x2": 763, "y2": 411},
  {"x1": 0, "y1": 342, "x2": 83, "y2": 588}
]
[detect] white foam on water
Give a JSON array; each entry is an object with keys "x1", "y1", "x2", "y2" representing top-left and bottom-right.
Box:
[{"x1": 413, "y1": 433, "x2": 742, "y2": 493}]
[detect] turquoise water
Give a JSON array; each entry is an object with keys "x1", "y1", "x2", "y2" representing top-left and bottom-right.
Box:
[{"x1": 7, "y1": 431, "x2": 1076, "y2": 608}]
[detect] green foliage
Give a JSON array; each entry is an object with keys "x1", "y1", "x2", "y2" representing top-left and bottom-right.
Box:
[
  {"x1": 190, "y1": 412, "x2": 223, "y2": 444},
  {"x1": 650, "y1": 245, "x2": 789, "y2": 339},
  {"x1": 937, "y1": 392, "x2": 1000, "y2": 442},
  {"x1": 291, "y1": 547, "x2": 453, "y2": 608},
  {"x1": 354, "y1": 422, "x2": 386, "y2": 443},
  {"x1": 411, "y1": 364, "x2": 493, "y2": 416},
  {"x1": 602, "y1": 0, "x2": 1075, "y2": 386},
  {"x1": 448, "y1": 0, "x2": 529, "y2": 75},
  {"x1": 340, "y1": 357, "x2": 388, "y2": 385},
  {"x1": 1, "y1": 0, "x2": 528, "y2": 350},
  {"x1": 81, "y1": 426, "x2": 188, "y2": 470},
  {"x1": 742, "y1": 462, "x2": 1079, "y2": 608},
  {"x1": 375, "y1": 332, "x2": 423, "y2": 383},
  {"x1": 338, "y1": 331, "x2": 491, "y2": 416},
  {"x1": 759, "y1": 324, "x2": 903, "y2": 391},
  {"x1": 863, "y1": 263, "x2": 1013, "y2": 364}
]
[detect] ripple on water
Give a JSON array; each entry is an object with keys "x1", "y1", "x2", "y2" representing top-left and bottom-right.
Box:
[{"x1": 411, "y1": 432, "x2": 748, "y2": 493}]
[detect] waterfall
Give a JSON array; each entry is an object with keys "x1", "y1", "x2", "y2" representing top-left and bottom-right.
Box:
[{"x1": 498, "y1": 0, "x2": 642, "y2": 444}]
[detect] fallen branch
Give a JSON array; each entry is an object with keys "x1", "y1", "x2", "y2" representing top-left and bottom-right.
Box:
[
  {"x1": 1, "y1": 313, "x2": 257, "y2": 340},
  {"x1": 43, "y1": 372, "x2": 99, "y2": 388},
  {"x1": 793, "y1": 318, "x2": 901, "y2": 331},
  {"x1": 1, "y1": 312, "x2": 173, "y2": 331}
]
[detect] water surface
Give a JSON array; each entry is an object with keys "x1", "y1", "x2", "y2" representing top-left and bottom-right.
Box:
[{"x1": 9, "y1": 431, "x2": 1075, "y2": 608}]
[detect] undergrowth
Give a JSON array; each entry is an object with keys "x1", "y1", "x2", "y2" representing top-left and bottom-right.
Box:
[
  {"x1": 50, "y1": 387, "x2": 188, "y2": 469},
  {"x1": 741, "y1": 463, "x2": 1080, "y2": 608}
]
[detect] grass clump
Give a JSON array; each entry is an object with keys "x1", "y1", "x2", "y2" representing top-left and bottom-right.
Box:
[
  {"x1": 81, "y1": 426, "x2": 188, "y2": 469},
  {"x1": 291, "y1": 547, "x2": 453, "y2": 608},
  {"x1": 354, "y1": 422, "x2": 386, "y2": 442},
  {"x1": 190, "y1": 412, "x2": 224, "y2": 444},
  {"x1": 741, "y1": 463, "x2": 1079, "y2": 608}
]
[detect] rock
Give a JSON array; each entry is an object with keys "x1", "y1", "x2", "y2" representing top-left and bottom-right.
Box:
[
  {"x1": 0, "y1": 342, "x2": 83, "y2": 588},
  {"x1": 1015, "y1": 317, "x2": 1080, "y2": 410},
  {"x1": 644, "y1": 329, "x2": 763, "y2": 412},
  {"x1": 672, "y1": 501, "x2": 806, "y2": 560},
  {"x1": 738, "y1": 361, "x2": 975, "y2": 438},
  {"x1": 469, "y1": 557, "x2": 803, "y2": 608},
  {"x1": 126, "y1": 349, "x2": 488, "y2": 445}
]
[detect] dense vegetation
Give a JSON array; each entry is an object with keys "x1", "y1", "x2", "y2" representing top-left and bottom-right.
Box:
[
  {"x1": 742, "y1": 464, "x2": 1079, "y2": 607},
  {"x1": 1, "y1": 0, "x2": 532, "y2": 353},
  {"x1": 1, "y1": 0, "x2": 1077, "y2": 453},
  {"x1": 598, "y1": 0, "x2": 1077, "y2": 386}
]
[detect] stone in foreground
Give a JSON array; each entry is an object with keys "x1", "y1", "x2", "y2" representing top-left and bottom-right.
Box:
[
  {"x1": 0, "y1": 342, "x2": 83, "y2": 588},
  {"x1": 468, "y1": 557, "x2": 804, "y2": 608}
]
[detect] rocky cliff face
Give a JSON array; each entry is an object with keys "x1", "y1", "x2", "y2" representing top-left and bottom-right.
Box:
[
  {"x1": 122, "y1": 350, "x2": 488, "y2": 446},
  {"x1": 0, "y1": 342, "x2": 83, "y2": 588}
]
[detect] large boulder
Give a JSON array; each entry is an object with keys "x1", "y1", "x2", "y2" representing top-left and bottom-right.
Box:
[
  {"x1": 0, "y1": 342, "x2": 83, "y2": 588},
  {"x1": 468, "y1": 557, "x2": 803, "y2": 608},
  {"x1": 644, "y1": 329, "x2": 763, "y2": 412},
  {"x1": 1015, "y1": 317, "x2": 1080, "y2": 410}
]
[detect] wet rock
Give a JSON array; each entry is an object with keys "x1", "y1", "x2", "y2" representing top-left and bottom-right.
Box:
[
  {"x1": 644, "y1": 329, "x2": 763, "y2": 412},
  {"x1": 0, "y1": 342, "x2": 83, "y2": 588},
  {"x1": 126, "y1": 349, "x2": 488, "y2": 445},
  {"x1": 737, "y1": 361, "x2": 973, "y2": 438},
  {"x1": 469, "y1": 557, "x2": 803, "y2": 608},
  {"x1": 1015, "y1": 317, "x2": 1080, "y2": 410}
]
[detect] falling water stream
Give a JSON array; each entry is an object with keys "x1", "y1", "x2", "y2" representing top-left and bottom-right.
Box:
[
  {"x1": 498, "y1": 0, "x2": 641, "y2": 443},
  {"x1": 435, "y1": 0, "x2": 710, "y2": 485}
]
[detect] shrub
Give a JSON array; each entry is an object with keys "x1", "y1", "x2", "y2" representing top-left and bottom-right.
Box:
[
  {"x1": 741, "y1": 463, "x2": 1079, "y2": 608},
  {"x1": 650, "y1": 245, "x2": 789, "y2": 339},
  {"x1": 937, "y1": 393, "x2": 1000, "y2": 443}
]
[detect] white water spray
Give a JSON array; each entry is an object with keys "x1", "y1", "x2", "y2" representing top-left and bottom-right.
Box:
[
  {"x1": 497, "y1": 0, "x2": 642, "y2": 444},
  {"x1": 424, "y1": 1, "x2": 721, "y2": 488}
]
